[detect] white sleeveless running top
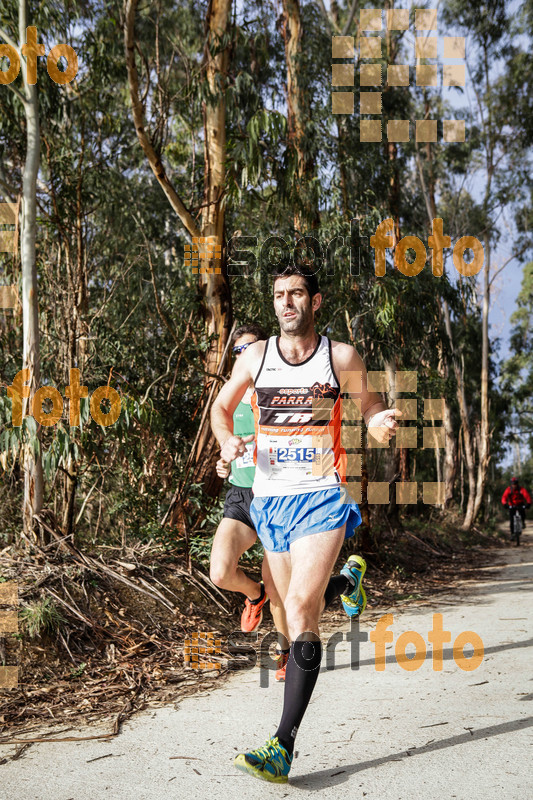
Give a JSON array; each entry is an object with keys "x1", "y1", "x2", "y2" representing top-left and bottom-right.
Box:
[{"x1": 251, "y1": 335, "x2": 343, "y2": 497}]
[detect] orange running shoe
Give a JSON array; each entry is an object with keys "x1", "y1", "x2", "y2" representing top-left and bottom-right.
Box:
[
  {"x1": 275, "y1": 649, "x2": 289, "y2": 682},
  {"x1": 241, "y1": 583, "x2": 268, "y2": 633}
]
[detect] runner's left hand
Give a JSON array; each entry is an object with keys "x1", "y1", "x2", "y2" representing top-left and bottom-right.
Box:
[{"x1": 216, "y1": 457, "x2": 231, "y2": 479}]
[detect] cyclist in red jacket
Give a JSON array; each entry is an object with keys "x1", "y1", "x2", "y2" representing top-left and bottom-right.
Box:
[{"x1": 501, "y1": 477, "x2": 531, "y2": 534}]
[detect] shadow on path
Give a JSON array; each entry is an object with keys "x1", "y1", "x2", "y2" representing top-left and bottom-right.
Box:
[
  {"x1": 290, "y1": 716, "x2": 533, "y2": 790},
  {"x1": 319, "y1": 636, "x2": 533, "y2": 674}
]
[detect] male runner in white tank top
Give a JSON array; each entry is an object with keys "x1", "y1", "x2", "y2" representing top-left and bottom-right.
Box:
[{"x1": 211, "y1": 265, "x2": 400, "y2": 782}]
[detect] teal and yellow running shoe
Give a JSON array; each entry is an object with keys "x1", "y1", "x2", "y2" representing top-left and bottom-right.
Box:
[
  {"x1": 340, "y1": 555, "x2": 367, "y2": 617},
  {"x1": 234, "y1": 735, "x2": 293, "y2": 783}
]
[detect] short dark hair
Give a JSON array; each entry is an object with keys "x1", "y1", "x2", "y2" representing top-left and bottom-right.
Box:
[
  {"x1": 233, "y1": 323, "x2": 268, "y2": 343},
  {"x1": 273, "y1": 264, "x2": 320, "y2": 300}
]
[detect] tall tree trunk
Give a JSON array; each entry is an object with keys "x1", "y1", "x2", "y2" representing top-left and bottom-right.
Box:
[
  {"x1": 384, "y1": 18, "x2": 405, "y2": 515},
  {"x1": 457, "y1": 352, "x2": 476, "y2": 528},
  {"x1": 19, "y1": 1, "x2": 44, "y2": 543},
  {"x1": 440, "y1": 297, "x2": 477, "y2": 528},
  {"x1": 125, "y1": 0, "x2": 233, "y2": 521},
  {"x1": 415, "y1": 142, "x2": 461, "y2": 512},
  {"x1": 385, "y1": 360, "x2": 401, "y2": 526},
  {"x1": 442, "y1": 394, "x2": 457, "y2": 505},
  {"x1": 472, "y1": 46, "x2": 496, "y2": 524},
  {"x1": 436, "y1": 327, "x2": 457, "y2": 506},
  {"x1": 336, "y1": 119, "x2": 350, "y2": 220},
  {"x1": 459, "y1": 427, "x2": 464, "y2": 512},
  {"x1": 384, "y1": 47, "x2": 402, "y2": 523},
  {"x1": 60, "y1": 128, "x2": 88, "y2": 538},
  {"x1": 473, "y1": 232, "x2": 491, "y2": 519},
  {"x1": 359, "y1": 444, "x2": 371, "y2": 550},
  {"x1": 345, "y1": 310, "x2": 371, "y2": 548},
  {"x1": 62, "y1": 457, "x2": 77, "y2": 536},
  {"x1": 281, "y1": 0, "x2": 318, "y2": 232},
  {"x1": 193, "y1": 0, "x2": 233, "y2": 488}
]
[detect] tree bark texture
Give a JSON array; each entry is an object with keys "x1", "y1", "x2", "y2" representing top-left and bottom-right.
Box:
[
  {"x1": 473, "y1": 232, "x2": 491, "y2": 520},
  {"x1": 281, "y1": 0, "x2": 318, "y2": 232},
  {"x1": 20, "y1": 0, "x2": 44, "y2": 542}
]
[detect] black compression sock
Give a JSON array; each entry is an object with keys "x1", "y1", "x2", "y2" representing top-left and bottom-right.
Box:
[
  {"x1": 274, "y1": 638, "x2": 323, "y2": 755},
  {"x1": 248, "y1": 582, "x2": 265, "y2": 605},
  {"x1": 323, "y1": 574, "x2": 355, "y2": 608}
]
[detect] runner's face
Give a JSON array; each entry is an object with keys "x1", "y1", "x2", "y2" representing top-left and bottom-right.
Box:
[{"x1": 273, "y1": 276, "x2": 316, "y2": 334}]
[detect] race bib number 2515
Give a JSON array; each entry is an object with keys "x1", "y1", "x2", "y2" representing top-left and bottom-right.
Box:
[{"x1": 276, "y1": 447, "x2": 316, "y2": 463}]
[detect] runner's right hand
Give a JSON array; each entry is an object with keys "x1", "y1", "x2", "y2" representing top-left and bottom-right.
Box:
[
  {"x1": 367, "y1": 408, "x2": 402, "y2": 444},
  {"x1": 220, "y1": 434, "x2": 254, "y2": 464}
]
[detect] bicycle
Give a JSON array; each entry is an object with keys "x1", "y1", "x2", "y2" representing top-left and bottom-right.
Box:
[{"x1": 508, "y1": 504, "x2": 523, "y2": 547}]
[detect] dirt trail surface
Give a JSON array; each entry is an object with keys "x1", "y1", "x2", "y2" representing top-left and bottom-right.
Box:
[{"x1": 1, "y1": 535, "x2": 532, "y2": 800}]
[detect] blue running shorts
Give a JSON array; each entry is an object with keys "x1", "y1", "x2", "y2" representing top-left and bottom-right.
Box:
[{"x1": 250, "y1": 486, "x2": 361, "y2": 553}]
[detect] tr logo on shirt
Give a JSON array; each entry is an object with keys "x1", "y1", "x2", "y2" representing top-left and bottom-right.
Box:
[{"x1": 273, "y1": 411, "x2": 313, "y2": 424}]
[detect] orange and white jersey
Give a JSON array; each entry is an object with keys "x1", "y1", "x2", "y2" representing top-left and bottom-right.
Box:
[{"x1": 251, "y1": 335, "x2": 343, "y2": 497}]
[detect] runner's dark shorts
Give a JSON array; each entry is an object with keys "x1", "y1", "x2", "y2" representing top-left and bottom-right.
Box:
[{"x1": 223, "y1": 485, "x2": 255, "y2": 531}]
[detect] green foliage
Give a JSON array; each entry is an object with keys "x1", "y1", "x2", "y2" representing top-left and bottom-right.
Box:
[
  {"x1": 501, "y1": 262, "x2": 533, "y2": 452},
  {"x1": 20, "y1": 596, "x2": 66, "y2": 639},
  {"x1": 69, "y1": 662, "x2": 87, "y2": 678}
]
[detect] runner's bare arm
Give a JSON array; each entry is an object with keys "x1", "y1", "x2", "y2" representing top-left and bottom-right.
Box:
[
  {"x1": 210, "y1": 340, "x2": 265, "y2": 463},
  {"x1": 330, "y1": 341, "x2": 401, "y2": 443}
]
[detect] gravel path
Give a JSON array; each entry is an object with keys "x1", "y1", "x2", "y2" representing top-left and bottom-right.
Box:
[{"x1": 1, "y1": 533, "x2": 531, "y2": 800}]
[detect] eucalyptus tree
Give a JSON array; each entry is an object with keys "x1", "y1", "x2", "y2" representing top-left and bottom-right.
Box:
[
  {"x1": 0, "y1": 0, "x2": 44, "y2": 542},
  {"x1": 442, "y1": 0, "x2": 533, "y2": 522},
  {"x1": 124, "y1": 0, "x2": 235, "y2": 518}
]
